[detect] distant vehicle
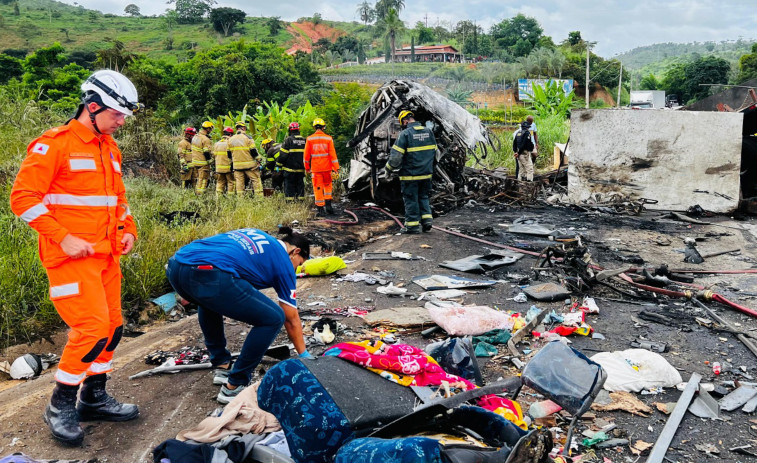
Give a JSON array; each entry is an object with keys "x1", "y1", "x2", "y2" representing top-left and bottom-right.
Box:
[
  {"x1": 666, "y1": 94, "x2": 680, "y2": 108},
  {"x1": 629, "y1": 90, "x2": 666, "y2": 109}
]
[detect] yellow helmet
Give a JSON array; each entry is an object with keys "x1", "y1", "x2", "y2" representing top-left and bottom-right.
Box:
[
  {"x1": 235, "y1": 121, "x2": 246, "y2": 129},
  {"x1": 398, "y1": 110, "x2": 414, "y2": 124},
  {"x1": 312, "y1": 118, "x2": 326, "y2": 128},
  {"x1": 201, "y1": 121, "x2": 214, "y2": 130},
  {"x1": 262, "y1": 138, "x2": 273, "y2": 145}
]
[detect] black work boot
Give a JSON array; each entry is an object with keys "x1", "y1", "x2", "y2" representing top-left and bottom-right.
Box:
[
  {"x1": 77, "y1": 374, "x2": 139, "y2": 422},
  {"x1": 324, "y1": 200, "x2": 334, "y2": 215},
  {"x1": 44, "y1": 382, "x2": 84, "y2": 446},
  {"x1": 422, "y1": 223, "x2": 433, "y2": 233},
  {"x1": 316, "y1": 206, "x2": 326, "y2": 217}
]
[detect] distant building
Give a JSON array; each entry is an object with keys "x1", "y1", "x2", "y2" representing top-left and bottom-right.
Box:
[{"x1": 393, "y1": 45, "x2": 461, "y2": 63}]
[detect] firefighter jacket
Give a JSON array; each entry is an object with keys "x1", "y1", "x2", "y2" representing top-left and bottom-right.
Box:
[
  {"x1": 264, "y1": 144, "x2": 282, "y2": 172},
  {"x1": 213, "y1": 136, "x2": 232, "y2": 173},
  {"x1": 386, "y1": 122, "x2": 437, "y2": 180},
  {"x1": 10, "y1": 119, "x2": 138, "y2": 269},
  {"x1": 277, "y1": 134, "x2": 306, "y2": 173},
  {"x1": 177, "y1": 138, "x2": 192, "y2": 168},
  {"x1": 191, "y1": 132, "x2": 212, "y2": 167},
  {"x1": 304, "y1": 129, "x2": 339, "y2": 173},
  {"x1": 228, "y1": 132, "x2": 258, "y2": 170}
]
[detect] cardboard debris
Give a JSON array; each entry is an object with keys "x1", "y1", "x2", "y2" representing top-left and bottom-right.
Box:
[
  {"x1": 630, "y1": 440, "x2": 653, "y2": 455},
  {"x1": 362, "y1": 307, "x2": 433, "y2": 327},
  {"x1": 654, "y1": 402, "x2": 676, "y2": 415},
  {"x1": 592, "y1": 391, "x2": 653, "y2": 416}
]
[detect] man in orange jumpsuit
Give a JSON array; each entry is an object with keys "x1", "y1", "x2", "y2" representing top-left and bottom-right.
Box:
[
  {"x1": 10, "y1": 70, "x2": 140, "y2": 446},
  {"x1": 304, "y1": 118, "x2": 339, "y2": 216}
]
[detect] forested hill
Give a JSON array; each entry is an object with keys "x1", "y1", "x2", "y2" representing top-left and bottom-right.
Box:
[{"x1": 617, "y1": 40, "x2": 753, "y2": 73}]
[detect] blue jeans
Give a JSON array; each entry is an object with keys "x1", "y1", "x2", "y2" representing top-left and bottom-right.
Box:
[{"x1": 166, "y1": 258, "x2": 285, "y2": 387}]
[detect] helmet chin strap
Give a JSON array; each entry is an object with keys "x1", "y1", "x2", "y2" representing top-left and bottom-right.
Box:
[{"x1": 85, "y1": 103, "x2": 108, "y2": 135}]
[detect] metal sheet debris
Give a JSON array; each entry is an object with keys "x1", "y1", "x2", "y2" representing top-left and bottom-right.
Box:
[
  {"x1": 719, "y1": 386, "x2": 757, "y2": 411},
  {"x1": 412, "y1": 275, "x2": 498, "y2": 291},
  {"x1": 645, "y1": 372, "x2": 702, "y2": 463},
  {"x1": 523, "y1": 283, "x2": 571, "y2": 302},
  {"x1": 688, "y1": 389, "x2": 721, "y2": 419},
  {"x1": 440, "y1": 251, "x2": 524, "y2": 273},
  {"x1": 568, "y1": 109, "x2": 743, "y2": 213}
]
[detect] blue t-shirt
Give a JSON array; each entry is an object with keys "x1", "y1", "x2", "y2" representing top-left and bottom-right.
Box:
[{"x1": 173, "y1": 228, "x2": 297, "y2": 307}]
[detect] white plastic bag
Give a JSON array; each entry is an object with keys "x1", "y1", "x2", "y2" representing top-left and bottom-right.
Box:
[
  {"x1": 590, "y1": 349, "x2": 682, "y2": 392},
  {"x1": 428, "y1": 305, "x2": 515, "y2": 336}
]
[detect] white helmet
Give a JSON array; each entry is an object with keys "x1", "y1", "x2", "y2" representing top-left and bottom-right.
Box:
[{"x1": 81, "y1": 70, "x2": 141, "y2": 116}]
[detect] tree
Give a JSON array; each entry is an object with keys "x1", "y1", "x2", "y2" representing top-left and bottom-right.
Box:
[
  {"x1": 567, "y1": 31, "x2": 582, "y2": 46},
  {"x1": 124, "y1": 4, "x2": 140, "y2": 17},
  {"x1": 314, "y1": 37, "x2": 332, "y2": 54},
  {"x1": 60, "y1": 28, "x2": 71, "y2": 42},
  {"x1": 376, "y1": 8, "x2": 404, "y2": 62},
  {"x1": 491, "y1": 14, "x2": 543, "y2": 57},
  {"x1": 12, "y1": 1, "x2": 19, "y2": 16},
  {"x1": 266, "y1": 16, "x2": 282, "y2": 36},
  {"x1": 375, "y1": 0, "x2": 404, "y2": 20},
  {"x1": 332, "y1": 36, "x2": 358, "y2": 56},
  {"x1": 640, "y1": 73, "x2": 659, "y2": 90},
  {"x1": 312, "y1": 12, "x2": 322, "y2": 24},
  {"x1": 168, "y1": 0, "x2": 216, "y2": 24},
  {"x1": 356, "y1": 1, "x2": 375, "y2": 25},
  {"x1": 414, "y1": 21, "x2": 434, "y2": 44},
  {"x1": 683, "y1": 55, "x2": 730, "y2": 102},
  {"x1": 410, "y1": 35, "x2": 415, "y2": 62},
  {"x1": 0, "y1": 53, "x2": 23, "y2": 84},
  {"x1": 162, "y1": 10, "x2": 178, "y2": 33},
  {"x1": 94, "y1": 39, "x2": 136, "y2": 70},
  {"x1": 737, "y1": 43, "x2": 757, "y2": 83},
  {"x1": 209, "y1": 7, "x2": 245, "y2": 37}
]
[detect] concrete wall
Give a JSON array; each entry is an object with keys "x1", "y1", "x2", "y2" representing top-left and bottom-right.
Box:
[{"x1": 568, "y1": 109, "x2": 743, "y2": 212}]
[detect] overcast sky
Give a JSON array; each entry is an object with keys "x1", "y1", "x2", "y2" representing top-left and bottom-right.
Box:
[{"x1": 64, "y1": 0, "x2": 757, "y2": 56}]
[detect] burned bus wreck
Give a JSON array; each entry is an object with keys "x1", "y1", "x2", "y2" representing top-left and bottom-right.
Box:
[{"x1": 346, "y1": 80, "x2": 498, "y2": 206}]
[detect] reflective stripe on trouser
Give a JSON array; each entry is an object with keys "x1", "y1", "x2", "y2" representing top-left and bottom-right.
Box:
[
  {"x1": 234, "y1": 169, "x2": 263, "y2": 195},
  {"x1": 311, "y1": 171, "x2": 332, "y2": 206},
  {"x1": 195, "y1": 166, "x2": 211, "y2": 194},
  {"x1": 215, "y1": 172, "x2": 234, "y2": 194},
  {"x1": 284, "y1": 171, "x2": 306, "y2": 200},
  {"x1": 517, "y1": 151, "x2": 534, "y2": 182},
  {"x1": 46, "y1": 256, "x2": 123, "y2": 385},
  {"x1": 401, "y1": 178, "x2": 433, "y2": 231}
]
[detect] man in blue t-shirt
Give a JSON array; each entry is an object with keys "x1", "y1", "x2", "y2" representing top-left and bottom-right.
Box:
[{"x1": 166, "y1": 226, "x2": 312, "y2": 404}]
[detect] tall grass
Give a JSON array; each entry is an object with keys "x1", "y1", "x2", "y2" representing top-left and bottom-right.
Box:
[
  {"x1": 473, "y1": 114, "x2": 570, "y2": 172},
  {"x1": 0, "y1": 91, "x2": 311, "y2": 348}
]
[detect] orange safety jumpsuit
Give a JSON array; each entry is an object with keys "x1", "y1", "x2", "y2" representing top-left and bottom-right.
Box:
[
  {"x1": 304, "y1": 129, "x2": 339, "y2": 207},
  {"x1": 10, "y1": 119, "x2": 138, "y2": 386}
]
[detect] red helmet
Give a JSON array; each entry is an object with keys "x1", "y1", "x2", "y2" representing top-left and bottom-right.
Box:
[
  {"x1": 222, "y1": 126, "x2": 233, "y2": 135},
  {"x1": 289, "y1": 122, "x2": 300, "y2": 131},
  {"x1": 184, "y1": 127, "x2": 197, "y2": 135}
]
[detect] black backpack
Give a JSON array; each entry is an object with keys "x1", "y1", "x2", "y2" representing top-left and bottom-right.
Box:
[{"x1": 515, "y1": 129, "x2": 534, "y2": 153}]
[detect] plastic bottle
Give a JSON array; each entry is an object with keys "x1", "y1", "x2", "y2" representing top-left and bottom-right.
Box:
[{"x1": 712, "y1": 362, "x2": 721, "y2": 375}]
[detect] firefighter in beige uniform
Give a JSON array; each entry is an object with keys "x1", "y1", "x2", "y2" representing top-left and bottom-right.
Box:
[
  {"x1": 178, "y1": 127, "x2": 196, "y2": 189},
  {"x1": 191, "y1": 121, "x2": 214, "y2": 194},
  {"x1": 214, "y1": 127, "x2": 234, "y2": 195},
  {"x1": 229, "y1": 121, "x2": 262, "y2": 196}
]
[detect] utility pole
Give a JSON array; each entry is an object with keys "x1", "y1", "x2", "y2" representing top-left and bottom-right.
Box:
[
  {"x1": 424, "y1": 13, "x2": 428, "y2": 28},
  {"x1": 585, "y1": 43, "x2": 590, "y2": 109},
  {"x1": 617, "y1": 61, "x2": 623, "y2": 108}
]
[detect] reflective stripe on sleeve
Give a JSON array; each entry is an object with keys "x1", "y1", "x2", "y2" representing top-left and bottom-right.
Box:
[
  {"x1": 391, "y1": 145, "x2": 406, "y2": 153},
  {"x1": 43, "y1": 194, "x2": 118, "y2": 207},
  {"x1": 20, "y1": 203, "x2": 50, "y2": 223},
  {"x1": 399, "y1": 174, "x2": 433, "y2": 181},
  {"x1": 407, "y1": 145, "x2": 437, "y2": 152}
]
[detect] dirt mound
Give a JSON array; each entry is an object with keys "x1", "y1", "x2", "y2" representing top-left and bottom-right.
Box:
[{"x1": 286, "y1": 21, "x2": 346, "y2": 55}]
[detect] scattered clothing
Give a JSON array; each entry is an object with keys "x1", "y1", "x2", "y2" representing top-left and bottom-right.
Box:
[{"x1": 178, "y1": 381, "x2": 280, "y2": 443}]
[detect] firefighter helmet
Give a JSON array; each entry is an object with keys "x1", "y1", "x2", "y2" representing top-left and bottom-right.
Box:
[
  {"x1": 235, "y1": 121, "x2": 246, "y2": 129},
  {"x1": 262, "y1": 138, "x2": 273, "y2": 145},
  {"x1": 222, "y1": 126, "x2": 233, "y2": 136},
  {"x1": 184, "y1": 127, "x2": 197, "y2": 135},
  {"x1": 201, "y1": 121, "x2": 214, "y2": 130},
  {"x1": 312, "y1": 118, "x2": 326, "y2": 128},
  {"x1": 398, "y1": 110, "x2": 414, "y2": 125},
  {"x1": 288, "y1": 122, "x2": 300, "y2": 131},
  {"x1": 81, "y1": 70, "x2": 142, "y2": 116}
]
